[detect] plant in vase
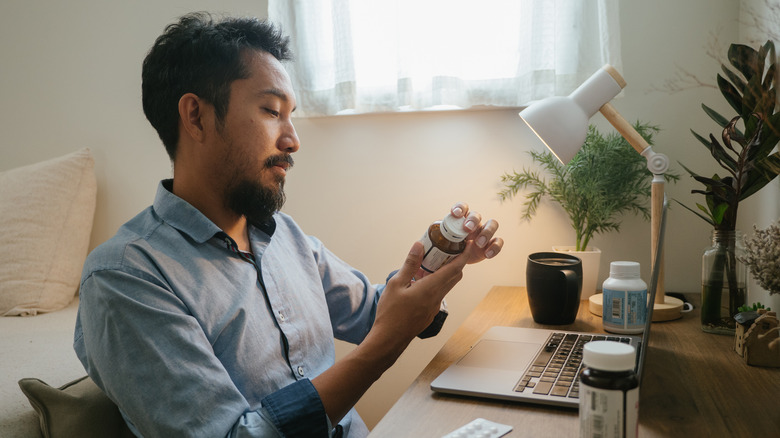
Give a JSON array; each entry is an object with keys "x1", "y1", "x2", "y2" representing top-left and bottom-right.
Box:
[
  {"x1": 677, "y1": 41, "x2": 780, "y2": 334},
  {"x1": 499, "y1": 122, "x2": 677, "y2": 298}
]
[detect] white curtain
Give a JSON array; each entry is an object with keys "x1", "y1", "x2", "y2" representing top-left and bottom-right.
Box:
[{"x1": 269, "y1": 0, "x2": 622, "y2": 117}]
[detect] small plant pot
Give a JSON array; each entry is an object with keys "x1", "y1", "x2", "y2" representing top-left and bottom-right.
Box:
[{"x1": 552, "y1": 246, "x2": 602, "y2": 300}]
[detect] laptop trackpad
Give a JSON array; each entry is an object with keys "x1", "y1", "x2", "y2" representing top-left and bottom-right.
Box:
[{"x1": 457, "y1": 339, "x2": 541, "y2": 371}]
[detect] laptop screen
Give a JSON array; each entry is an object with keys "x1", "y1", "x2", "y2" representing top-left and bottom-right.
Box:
[{"x1": 636, "y1": 196, "x2": 668, "y2": 382}]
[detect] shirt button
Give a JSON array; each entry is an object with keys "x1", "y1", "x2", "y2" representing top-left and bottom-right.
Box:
[
  {"x1": 297, "y1": 366, "x2": 305, "y2": 377},
  {"x1": 278, "y1": 311, "x2": 286, "y2": 321}
]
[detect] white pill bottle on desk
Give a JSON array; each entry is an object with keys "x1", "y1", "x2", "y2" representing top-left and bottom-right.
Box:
[
  {"x1": 602, "y1": 261, "x2": 647, "y2": 334},
  {"x1": 579, "y1": 341, "x2": 639, "y2": 438}
]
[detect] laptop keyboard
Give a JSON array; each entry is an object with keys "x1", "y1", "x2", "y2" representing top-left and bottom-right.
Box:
[{"x1": 513, "y1": 332, "x2": 631, "y2": 399}]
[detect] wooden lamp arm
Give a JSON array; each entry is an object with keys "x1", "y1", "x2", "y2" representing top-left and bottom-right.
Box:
[
  {"x1": 599, "y1": 102, "x2": 649, "y2": 155},
  {"x1": 599, "y1": 101, "x2": 675, "y2": 313}
]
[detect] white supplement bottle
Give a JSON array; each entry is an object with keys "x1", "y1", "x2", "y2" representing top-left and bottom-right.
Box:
[
  {"x1": 602, "y1": 261, "x2": 647, "y2": 334},
  {"x1": 420, "y1": 213, "x2": 468, "y2": 273},
  {"x1": 579, "y1": 341, "x2": 639, "y2": 438}
]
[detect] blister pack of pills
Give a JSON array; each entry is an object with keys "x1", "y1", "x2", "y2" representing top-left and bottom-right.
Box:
[{"x1": 441, "y1": 418, "x2": 512, "y2": 438}]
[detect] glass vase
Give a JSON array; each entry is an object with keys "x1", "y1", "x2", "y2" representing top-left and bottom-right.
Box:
[{"x1": 700, "y1": 230, "x2": 747, "y2": 335}]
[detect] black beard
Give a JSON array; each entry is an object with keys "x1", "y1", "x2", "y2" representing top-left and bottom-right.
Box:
[{"x1": 225, "y1": 155, "x2": 293, "y2": 226}]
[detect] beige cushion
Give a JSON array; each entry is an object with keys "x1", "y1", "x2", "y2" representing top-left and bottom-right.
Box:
[
  {"x1": 18, "y1": 376, "x2": 134, "y2": 438},
  {"x1": 0, "y1": 148, "x2": 96, "y2": 316}
]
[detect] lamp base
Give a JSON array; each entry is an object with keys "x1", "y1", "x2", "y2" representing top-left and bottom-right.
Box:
[{"x1": 588, "y1": 293, "x2": 684, "y2": 322}]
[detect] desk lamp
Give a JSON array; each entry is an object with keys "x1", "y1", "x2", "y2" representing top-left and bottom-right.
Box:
[{"x1": 519, "y1": 64, "x2": 683, "y2": 321}]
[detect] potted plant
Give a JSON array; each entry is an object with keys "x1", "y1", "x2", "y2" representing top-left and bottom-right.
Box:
[
  {"x1": 677, "y1": 40, "x2": 780, "y2": 335},
  {"x1": 499, "y1": 122, "x2": 676, "y2": 299}
]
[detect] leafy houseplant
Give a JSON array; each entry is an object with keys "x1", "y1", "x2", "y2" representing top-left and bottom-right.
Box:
[
  {"x1": 677, "y1": 41, "x2": 780, "y2": 334},
  {"x1": 499, "y1": 122, "x2": 676, "y2": 298},
  {"x1": 500, "y1": 122, "x2": 671, "y2": 251}
]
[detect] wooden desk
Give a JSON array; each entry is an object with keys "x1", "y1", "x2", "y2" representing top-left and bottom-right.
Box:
[{"x1": 370, "y1": 286, "x2": 780, "y2": 437}]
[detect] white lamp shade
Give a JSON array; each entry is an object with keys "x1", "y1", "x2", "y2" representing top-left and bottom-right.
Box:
[
  {"x1": 519, "y1": 66, "x2": 625, "y2": 164},
  {"x1": 519, "y1": 96, "x2": 589, "y2": 164}
]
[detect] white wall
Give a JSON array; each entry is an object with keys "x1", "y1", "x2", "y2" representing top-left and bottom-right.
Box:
[{"x1": 1, "y1": 0, "x2": 777, "y2": 430}]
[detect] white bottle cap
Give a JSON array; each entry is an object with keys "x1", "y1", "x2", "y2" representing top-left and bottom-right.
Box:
[
  {"x1": 440, "y1": 213, "x2": 468, "y2": 242},
  {"x1": 582, "y1": 340, "x2": 636, "y2": 371},
  {"x1": 609, "y1": 261, "x2": 640, "y2": 278}
]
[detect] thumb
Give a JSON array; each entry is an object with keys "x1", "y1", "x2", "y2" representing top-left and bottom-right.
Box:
[{"x1": 394, "y1": 241, "x2": 424, "y2": 285}]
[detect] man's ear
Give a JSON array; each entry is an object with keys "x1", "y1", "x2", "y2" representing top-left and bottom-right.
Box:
[{"x1": 178, "y1": 93, "x2": 206, "y2": 143}]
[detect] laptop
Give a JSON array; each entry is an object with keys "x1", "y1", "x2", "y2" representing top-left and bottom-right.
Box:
[{"x1": 430, "y1": 198, "x2": 668, "y2": 408}]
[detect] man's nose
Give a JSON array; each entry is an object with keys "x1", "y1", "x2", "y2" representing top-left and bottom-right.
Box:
[{"x1": 278, "y1": 120, "x2": 300, "y2": 153}]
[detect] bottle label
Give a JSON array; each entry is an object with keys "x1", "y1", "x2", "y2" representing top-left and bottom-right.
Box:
[
  {"x1": 580, "y1": 385, "x2": 639, "y2": 438},
  {"x1": 603, "y1": 288, "x2": 647, "y2": 331},
  {"x1": 420, "y1": 232, "x2": 456, "y2": 273}
]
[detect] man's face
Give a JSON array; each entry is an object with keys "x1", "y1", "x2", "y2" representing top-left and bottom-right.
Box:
[{"x1": 214, "y1": 50, "x2": 299, "y2": 225}]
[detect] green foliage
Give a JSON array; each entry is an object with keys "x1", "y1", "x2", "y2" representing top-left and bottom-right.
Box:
[
  {"x1": 678, "y1": 41, "x2": 780, "y2": 230},
  {"x1": 499, "y1": 122, "x2": 678, "y2": 251},
  {"x1": 737, "y1": 302, "x2": 771, "y2": 312}
]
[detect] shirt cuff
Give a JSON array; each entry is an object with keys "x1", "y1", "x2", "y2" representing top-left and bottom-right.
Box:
[
  {"x1": 261, "y1": 379, "x2": 329, "y2": 437},
  {"x1": 417, "y1": 304, "x2": 448, "y2": 339}
]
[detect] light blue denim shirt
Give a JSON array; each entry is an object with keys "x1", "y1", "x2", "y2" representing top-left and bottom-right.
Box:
[{"x1": 74, "y1": 180, "x2": 381, "y2": 438}]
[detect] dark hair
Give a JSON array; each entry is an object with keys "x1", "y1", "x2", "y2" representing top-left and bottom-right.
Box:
[{"x1": 141, "y1": 12, "x2": 292, "y2": 160}]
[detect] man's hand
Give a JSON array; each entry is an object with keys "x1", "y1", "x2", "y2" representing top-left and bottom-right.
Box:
[
  {"x1": 374, "y1": 202, "x2": 503, "y2": 342},
  {"x1": 374, "y1": 241, "x2": 466, "y2": 343},
  {"x1": 311, "y1": 241, "x2": 469, "y2": 427},
  {"x1": 449, "y1": 202, "x2": 502, "y2": 265},
  {"x1": 311, "y1": 203, "x2": 502, "y2": 427}
]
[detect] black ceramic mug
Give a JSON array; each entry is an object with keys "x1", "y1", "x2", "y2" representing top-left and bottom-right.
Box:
[{"x1": 526, "y1": 252, "x2": 583, "y2": 324}]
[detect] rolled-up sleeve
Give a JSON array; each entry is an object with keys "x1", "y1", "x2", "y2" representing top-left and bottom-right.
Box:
[{"x1": 260, "y1": 379, "x2": 329, "y2": 437}]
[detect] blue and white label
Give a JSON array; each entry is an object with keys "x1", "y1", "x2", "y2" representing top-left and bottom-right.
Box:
[{"x1": 603, "y1": 288, "x2": 647, "y2": 332}]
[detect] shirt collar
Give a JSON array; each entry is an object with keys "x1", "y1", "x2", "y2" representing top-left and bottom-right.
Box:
[
  {"x1": 153, "y1": 179, "x2": 277, "y2": 244},
  {"x1": 153, "y1": 179, "x2": 223, "y2": 244}
]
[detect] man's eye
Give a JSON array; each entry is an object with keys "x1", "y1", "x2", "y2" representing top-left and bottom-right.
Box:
[{"x1": 265, "y1": 108, "x2": 280, "y2": 117}]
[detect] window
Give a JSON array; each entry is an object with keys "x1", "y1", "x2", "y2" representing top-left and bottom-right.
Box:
[{"x1": 269, "y1": 0, "x2": 622, "y2": 117}]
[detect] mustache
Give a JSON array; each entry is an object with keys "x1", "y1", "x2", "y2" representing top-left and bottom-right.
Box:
[{"x1": 265, "y1": 154, "x2": 294, "y2": 169}]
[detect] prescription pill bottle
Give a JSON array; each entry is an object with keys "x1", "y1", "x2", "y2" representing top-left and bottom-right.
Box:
[
  {"x1": 420, "y1": 213, "x2": 468, "y2": 273},
  {"x1": 602, "y1": 262, "x2": 647, "y2": 334},
  {"x1": 579, "y1": 341, "x2": 639, "y2": 438}
]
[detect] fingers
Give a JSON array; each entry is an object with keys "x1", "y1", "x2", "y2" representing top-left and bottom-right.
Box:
[
  {"x1": 475, "y1": 219, "x2": 502, "y2": 260},
  {"x1": 448, "y1": 202, "x2": 503, "y2": 262},
  {"x1": 474, "y1": 218, "x2": 497, "y2": 247},
  {"x1": 463, "y1": 211, "x2": 482, "y2": 234},
  {"x1": 482, "y1": 236, "x2": 504, "y2": 260},
  {"x1": 450, "y1": 202, "x2": 481, "y2": 235},
  {"x1": 450, "y1": 202, "x2": 468, "y2": 218},
  {"x1": 416, "y1": 250, "x2": 466, "y2": 302},
  {"x1": 390, "y1": 241, "x2": 425, "y2": 287},
  {"x1": 380, "y1": 241, "x2": 461, "y2": 337}
]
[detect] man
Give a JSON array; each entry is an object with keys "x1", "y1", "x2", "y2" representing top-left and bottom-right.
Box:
[{"x1": 74, "y1": 12, "x2": 502, "y2": 438}]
